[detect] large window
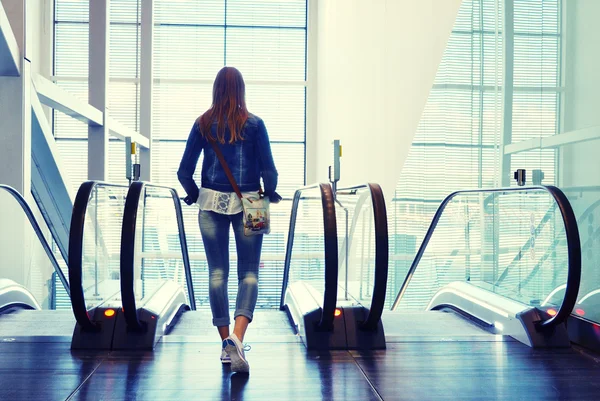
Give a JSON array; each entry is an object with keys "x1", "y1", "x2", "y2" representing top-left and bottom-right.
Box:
[
  {"x1": 53, "y1": 0, "x2": 308, "y2": 309},
  {"x1": 388, "y1": 0, "x2": 562, "y2": 306}
]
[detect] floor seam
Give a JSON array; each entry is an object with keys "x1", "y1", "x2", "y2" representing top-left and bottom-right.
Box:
[
  {"x1": 349, "y1": 351, "x2": 385, "y2": 401},
  {"x1": 64, "y1": 356, "x2": 107, "y2": 401}
]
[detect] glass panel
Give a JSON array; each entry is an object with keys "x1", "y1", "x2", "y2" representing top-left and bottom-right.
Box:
[
  {"x1": 568, "y1": 186, "x2": 600, "y2": 323},
  {"x1": 287, "y1": 186, "x2": 327, "y2": 302},
  {"x1": 0, "y1": 189, "x2": 67, "y2": 309},
  {"x1": 81, "y1": 185, "x2": 128, "y2": 309},
  {"x1": 394, "y1": 189, "x2": 570, "y2": 312},
  {"x1": 551, "y1": 1, "x2": 600, "y2": 326},
  {"x1": 135, "y1": 187, "x2": 190, "y2": 306},
  {"x1": 335, "y1": 187, "x2": 375, "y2": 310}
]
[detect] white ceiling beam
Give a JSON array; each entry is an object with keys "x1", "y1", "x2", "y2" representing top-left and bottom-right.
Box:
[
  {"x1": 32, "y1": 73, "x2": 103, "y2": 126},
  {"x1": 107, "y1": 116, "x2": 150, "y2": 149}
]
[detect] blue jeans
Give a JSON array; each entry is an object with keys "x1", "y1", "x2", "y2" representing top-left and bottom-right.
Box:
[{"x1": 198, "y1": 210, "x2": 263, "y2": 327}]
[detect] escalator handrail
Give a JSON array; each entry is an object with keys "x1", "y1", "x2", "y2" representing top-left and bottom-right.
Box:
[
  {"x1": 120, "y1": 181, "x2": 196, "y2": 332},
  {"x1": 280, "y1": 183, "x2": 338, "y2": 331},
  {"x1": 336, "y1": 183, "x2": 389, "y2": 331},
  {"x1": 390, "y1": 185, "x2": 581, "y2": 331},
  {"x1": 69, "y1": 181, "x2": 129, "y2": 332},
  {"x1": 0, "y1": 184, "x2": 71, "y2": 297},
  {"x1": 0, "y1": 185, "x2": 70, "y2": 298}
]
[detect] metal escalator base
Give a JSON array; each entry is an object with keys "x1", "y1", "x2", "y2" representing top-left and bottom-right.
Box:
[
  {"x1": 162, "y1": 310, "x2": 300, "y2": 344},
  {"x1": 0, "y1": 310, "x2": 75, "y2": 342},
  {"x1": 382, "y1": 310, "x2": 509, "y2": 343}
]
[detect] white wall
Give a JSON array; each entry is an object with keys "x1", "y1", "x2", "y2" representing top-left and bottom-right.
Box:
[
  {"x1": 313, "y1": 0, "x2": 461, "y2": 201},
  {"x1": 560, "y1": 0, "x2": 600, "y2": 188},
  {"x1": 0, "y1": 0, "x2": 55, "y2": 305},
  {"x1": 26, "y1": 0, "x2": 53, "y2": 78}
]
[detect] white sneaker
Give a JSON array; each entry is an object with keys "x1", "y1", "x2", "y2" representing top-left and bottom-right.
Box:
[
  {"x1": 223, "y1": 333, "x2": 250, "y2": 373},
  {"x1": 220, "y1": 348, "x2": 231, "y2": 364}
]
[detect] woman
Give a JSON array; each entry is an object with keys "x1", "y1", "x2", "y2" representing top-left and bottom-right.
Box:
[{"x1": 177, "y1": 67, "x2": 281, "y2": 373}]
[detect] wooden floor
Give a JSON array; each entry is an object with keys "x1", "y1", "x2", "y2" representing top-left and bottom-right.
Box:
[
  {"x1": 2, "y1": 310, "x2": 600, "y2": 400},
  {"x1": 2, "y1": 338, "x2": 600, "y2": 400}
]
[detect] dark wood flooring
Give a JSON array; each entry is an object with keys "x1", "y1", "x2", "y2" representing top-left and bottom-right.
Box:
[
  {"x1": 2, "y1": 310, "x2": 600, "y2": 400},
  {"x1": 2, "y1": 339, "x2": 600, "y2": 400}
]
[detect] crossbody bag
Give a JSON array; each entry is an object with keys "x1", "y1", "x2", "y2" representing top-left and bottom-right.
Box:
[{"x1": 208, "y1": 139, "x2": 271, "y2": 236}]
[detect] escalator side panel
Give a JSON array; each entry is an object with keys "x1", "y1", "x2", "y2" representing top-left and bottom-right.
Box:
[
  {"x1": 342, "y1": 305, "x2": 386, "y2": 350},
  {"x1": 71, "y1": 307, "x2": 119, "y2": 350},
  {"x1": 112, "y1": 281, "x2": 188, "y2": 350},
  {"x1": 284, "y1": 282, "x2": 348, "y2": 350}
]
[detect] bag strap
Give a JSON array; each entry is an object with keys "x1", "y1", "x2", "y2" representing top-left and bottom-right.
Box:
[{"x1": 208, "y1": 138, "x2": 244, "y2": 200}]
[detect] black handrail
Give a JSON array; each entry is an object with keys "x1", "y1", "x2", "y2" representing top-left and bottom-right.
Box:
[
  {"x1": 280, "y1": 183, "x2": 338, "y2": 331},
  {"x1": 69, "y1": 181, "x2": 128, "y2": 332},
  {"x1": 391, "y1": 186, "x2": 581, "y2": 331},
  {"x1": 336, "y1": 183, "x2": 389, "y2": 331},
  {"x1": 120, "y1": 181, "x2": 196, "y2": 332},
  {"x1": 363, "y1": 184, "x2": 389, "y2": 330},
  {"x1": 0, "y1": 185, "x2": 70, "y2": 298}
]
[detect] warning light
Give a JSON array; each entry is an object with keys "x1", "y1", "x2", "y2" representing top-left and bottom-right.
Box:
[
  {"x1": 547, "y1": 308, "x2": 557, "y2": 316},
  {"x1": 576, "y1": 308, "x2": 585, "y2": 316},
  {"x1": 104, "y1": 309, "x2": 116, "y2": 318},
  {"x1": 334, "y1": 308, "x2": 342, "y2": 317}
]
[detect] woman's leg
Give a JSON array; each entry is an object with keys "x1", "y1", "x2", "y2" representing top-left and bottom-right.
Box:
[
  {"x1": 231, "y1": 212, "x2": 263, "y2": 342},
  {"x1": 198, "y1": 210, "x2": 232, "y2": 339}
]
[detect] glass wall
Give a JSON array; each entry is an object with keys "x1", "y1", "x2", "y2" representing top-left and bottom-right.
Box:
[
  {"x1": 53, "y1": 0, "x2": 308, "y2": 309},
  {"x1": 388, "y1": 0, "x2": 563, "y2": 307},
  {"x1": 508, "y1": 0, "x2": 600, "y2": 324}
]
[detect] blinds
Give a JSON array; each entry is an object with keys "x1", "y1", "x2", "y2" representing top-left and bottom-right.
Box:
[
  {"x1": 509, "y1": 0, "x2": 560, "y2": 185},
  {"x1": 151, "y1": 0, "x2": 306, "y2": 308},
  {"x1": 54, "y1": 0, "x2": 307, "y2": 310},
  {"x1": 388, "y1": 0, "x2": 562, "y2": 308}
]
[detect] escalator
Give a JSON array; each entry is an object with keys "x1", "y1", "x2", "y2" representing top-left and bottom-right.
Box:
[
  {"x1": 0, "y1": 184, "x2": 73, "y2": 338},
  {"x1": 335, "y1": 184, "x2": 581, "y2": 347},
  {"x1": 111, "y1": 182, "x2": 340, "y2": 349},
  {"x1": 67, "y1": 176, "x2": 583, "y2": 351}
]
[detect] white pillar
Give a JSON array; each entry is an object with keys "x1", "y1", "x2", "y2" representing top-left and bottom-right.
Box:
[
  {"x1": 499, "y1": 0, "x2": 514, "y2": 187},
  {"x1": 304, "y1": 0, "x2": 318, "y2": 185},
  {"x1": 0, "y1": 0, "x2": 36, "y2": 296},
  {"x1": 88, "y1": 0, "x2": 110, "y2": 181},
  {"x1": 139, "y1": 0, "x2": 154, "y2": 182},
  {"x1": 0, "y1": 0, "x2": 30, "y2": 196}
]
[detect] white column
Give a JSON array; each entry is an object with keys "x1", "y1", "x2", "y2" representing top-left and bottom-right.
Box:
[
  {"x1": 499, "y1": 0, "x2": 514, "y2": 187},
  {"x1": 0, "y1": 0, "x2": 34, "y2": 293},
  {"x1": 0, "y1": 0, "x2": 30, "y2": 196},
  {"x1": 139, "y1": 0, "x2": 154, "y2": 182},
  {"x1": 304, "y1": 0, "x2": 318, "y2": 185},
  {"x1": 88, "y1": 0, "x2": 110, "y2": 181}
]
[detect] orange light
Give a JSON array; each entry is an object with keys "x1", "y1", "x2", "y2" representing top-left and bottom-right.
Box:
[
  {"x1": 104, "y1": 309, "x2": 116, "y2": 318},
  {"x1": 334, "y1": 308, "x2": 342, "y2": 317},
  {"x1": 547, "y1": 308, "x2": 557, "y2": 316},
  {"x1": 576, "y1": 308, "x2": 585, "y2": 316}
]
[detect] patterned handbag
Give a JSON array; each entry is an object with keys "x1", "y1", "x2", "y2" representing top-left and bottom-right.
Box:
[{"x1": 208, "y1": 139, "x2": 271, "y2": 236}]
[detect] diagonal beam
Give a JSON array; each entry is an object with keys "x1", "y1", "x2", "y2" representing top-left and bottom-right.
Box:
[
  {"x1": 32, "y1": 74, "x2": 103, "y2": 126},
  {"x1": 0, "y1": 0, "x2": 20, "y2": 76}
]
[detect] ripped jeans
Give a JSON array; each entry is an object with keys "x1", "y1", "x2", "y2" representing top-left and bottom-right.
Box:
[{"x1": 198, "y1": 210, "x2": 263, "y2": 327}]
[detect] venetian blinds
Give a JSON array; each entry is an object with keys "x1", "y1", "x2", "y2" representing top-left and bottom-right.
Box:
[{"x1": 388, "y1": 0, "x2": 562, "y2": 308}]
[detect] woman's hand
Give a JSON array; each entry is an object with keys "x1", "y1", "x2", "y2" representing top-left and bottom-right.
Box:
[
  {"x1": 266, "y1": 191, "x2": 282, "y2": 204},
  {"x1": 183, "y1": 195, "x2": 197, "y2": 205}
]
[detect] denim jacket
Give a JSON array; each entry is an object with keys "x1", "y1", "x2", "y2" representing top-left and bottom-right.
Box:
[{"x1": 177, "y1": 115, "x2": 279, "y2": 203}]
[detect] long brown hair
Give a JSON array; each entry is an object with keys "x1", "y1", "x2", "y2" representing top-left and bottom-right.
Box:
[{"x1": 198, "y1": 67, "x2": 249, "y2": 144}]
